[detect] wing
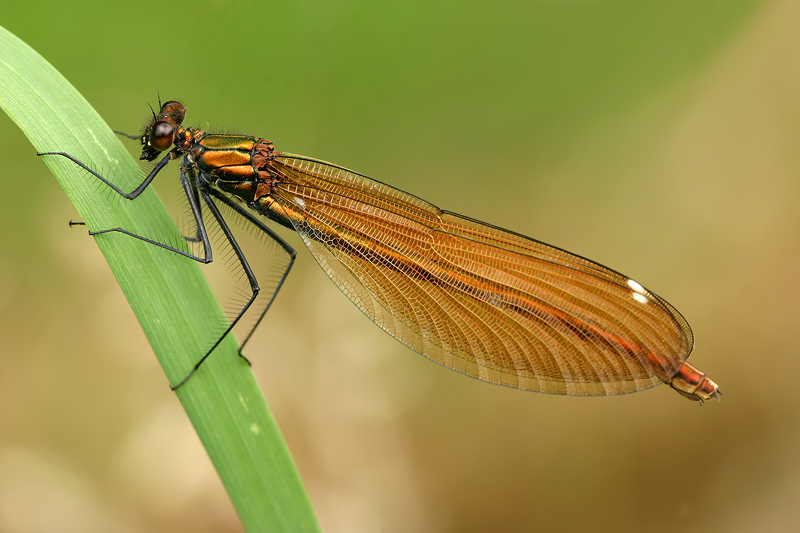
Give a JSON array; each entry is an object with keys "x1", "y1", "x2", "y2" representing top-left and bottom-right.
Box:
[{"x1": 261, "y1": 153, "x2": 694, "y2": 396}]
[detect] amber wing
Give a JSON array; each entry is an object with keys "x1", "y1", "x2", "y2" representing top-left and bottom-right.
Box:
[{"x1": 263, "y1": 154, "x2": 694, "y2": 396}]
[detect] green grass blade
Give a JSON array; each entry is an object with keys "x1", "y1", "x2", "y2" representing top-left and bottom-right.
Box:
[{"x1": 0, "y1": 25, "x2": 320, "y2": 532}]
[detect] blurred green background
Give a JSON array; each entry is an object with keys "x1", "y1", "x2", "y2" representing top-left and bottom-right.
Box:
[{"x1": 1, "y1": 0, "x2": 796, "y2": 531}]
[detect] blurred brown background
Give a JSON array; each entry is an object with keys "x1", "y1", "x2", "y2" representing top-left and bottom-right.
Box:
[{"x1": 1, "y1": 1, "x2": 796, "y2": 531}]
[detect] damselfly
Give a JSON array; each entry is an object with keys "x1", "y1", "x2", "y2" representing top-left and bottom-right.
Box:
[{"x1": 39, "y1": 100, "x2": 719, "y2": 401}]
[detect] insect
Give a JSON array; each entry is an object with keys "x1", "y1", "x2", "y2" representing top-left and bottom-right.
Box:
[{"x1": 39, "y1": 100, "x2": 719, "y2": 401}]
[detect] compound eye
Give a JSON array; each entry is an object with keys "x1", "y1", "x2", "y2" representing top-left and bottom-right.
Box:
[{"x1": 149, "y1": 120, "x2": 175, "y2": 151}]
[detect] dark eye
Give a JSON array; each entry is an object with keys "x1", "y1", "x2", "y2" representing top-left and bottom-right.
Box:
[{"x1": 149, "y1": 120, "x2": 175, "y2": 151}]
